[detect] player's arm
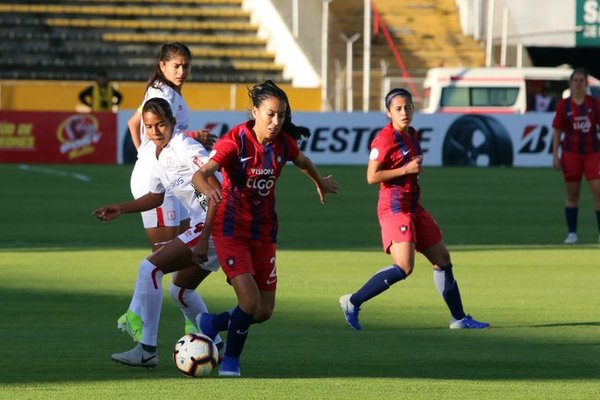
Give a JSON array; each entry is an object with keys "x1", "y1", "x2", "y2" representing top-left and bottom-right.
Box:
[
  {"x1": 191, "y1": 159, "x2": 222, "y2": 205},
  {"x1": 191, "y1": 174, "x2": 221, "y2": 265},
  {"x1": 92, "y1": 192, "x2": 164, "y2": 223},
  {"x1": 551, "y1": 128, "x2": 562, "y2": 170},
  {"x1": 292, "y1": 152, "x2": 339, "y2": 204},
  {"x1": 128, "y1": 111, "x2": 142, "y2": 149},
  {"x1": 366, "y1": 156, "x2": 422, "y2": 185}
]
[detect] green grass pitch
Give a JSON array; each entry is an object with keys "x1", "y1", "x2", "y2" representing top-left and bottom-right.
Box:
[{"x1": 0, "y1": 163, "x2": 598, "y2": 399}]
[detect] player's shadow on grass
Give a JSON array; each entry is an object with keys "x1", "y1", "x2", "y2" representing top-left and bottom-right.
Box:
[{"x1": 1, "y1": 288, "x2": 599, "y2": 383}]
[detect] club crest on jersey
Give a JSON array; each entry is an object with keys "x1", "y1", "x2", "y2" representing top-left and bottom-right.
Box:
[
  {"x1": 226, "y1": 256, "x2": 236, "y2": 269},
  {"x1": 166, "y1": 156, "x2": 175, "y2": 168}
]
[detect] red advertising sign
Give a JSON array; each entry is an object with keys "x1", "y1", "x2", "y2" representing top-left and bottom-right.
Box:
[{"x1": 0, "y1": 111, "x2": 117, "y2": 164}]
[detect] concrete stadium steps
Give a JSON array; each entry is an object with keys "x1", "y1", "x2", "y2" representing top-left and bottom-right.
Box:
[
  {"x1": 372, "y1": 0, "x2": 485, "y2": 71},
  {"x1": 326, "y1": 0, "x2": 485, "y2": 110},
  {"x1": 0, "y1": 0, "x2": 284, "y2": 83}
]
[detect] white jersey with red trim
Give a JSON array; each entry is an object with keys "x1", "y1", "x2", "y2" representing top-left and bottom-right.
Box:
[
  {"x1": 148, "y1": 132, "x2": 217, "y2": 227},
  {"x1": 137, "y1": 81, "x2": 191, "y2": 159}
]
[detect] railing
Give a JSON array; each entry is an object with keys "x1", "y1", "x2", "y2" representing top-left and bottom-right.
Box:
[{"x1": 371, "y1": 1, "x2": 420, "y2": 99}]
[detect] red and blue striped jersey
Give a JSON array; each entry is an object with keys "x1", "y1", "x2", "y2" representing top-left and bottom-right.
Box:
[
  {"x1": 369, "y1": 123, "x2": 422, "y2": 216},
  {"x1": 552, "y1": 95, "x2": 600, "y2": 154},
  {"x1": 209, "y1": 121, "x2": 300, "y2": 242}
]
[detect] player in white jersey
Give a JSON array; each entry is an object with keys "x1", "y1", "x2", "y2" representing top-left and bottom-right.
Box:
[
  {"x1": 124, "y1": 43, "x2": 217, "y2": 340},
  {"x1": 94, "y1": 98, "x2": 223, "y2": 367}
]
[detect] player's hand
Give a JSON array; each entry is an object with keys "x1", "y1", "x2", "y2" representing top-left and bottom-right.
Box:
[
  {"x1": 552, "y1": 155, "x2": 561, "y2": 171},
  {"x1": 205, "y1": 187, "x2": 222, "y2": 204},
  {"x1": 405, "y1": 156, "x2": 423, "y2": 175},
  {"x1": 316, "y1": 175, "x2": 340, "y2": 204},
  {"x1": 191, "y1": 129, "x2": 217, "y2": 148},
  {"x1": 92, "y1": 205, "x2": 121, "y2": 222},
  {"x1": 192, "y1": 236, "x2": 209, "y2": 265}
]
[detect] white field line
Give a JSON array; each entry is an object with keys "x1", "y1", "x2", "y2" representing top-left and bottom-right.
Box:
[{"x1": 18, "y1": 164, "x2": 91, "y2": 182}]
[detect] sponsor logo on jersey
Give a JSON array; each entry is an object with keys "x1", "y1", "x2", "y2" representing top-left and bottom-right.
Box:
[{"x1": 247, "y1": 175, "x2": 276, "y2": 196}]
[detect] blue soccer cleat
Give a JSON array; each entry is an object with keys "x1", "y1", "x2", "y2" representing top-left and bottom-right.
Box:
[
  {"x1": 218, "y1": 356, "x2": 241, "y2": 377},
  {"x1": 196, "y1": 312, "x2": 218, "y2": 340},
  {"x1": 339, "y1": 294, "x2": 362, "y2": 331},
  {"x1": 449, "y1": 315, "x2": 490, "y2": 329}
]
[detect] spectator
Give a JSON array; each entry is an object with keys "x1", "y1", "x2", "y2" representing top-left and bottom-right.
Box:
[{"x1": 79, "y1": 71, "x2": 123, "y2": 112}]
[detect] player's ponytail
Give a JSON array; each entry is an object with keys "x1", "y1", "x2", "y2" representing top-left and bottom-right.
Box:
[{"x1": 248, "y1": 80, "x2": 311, "y2": 141}]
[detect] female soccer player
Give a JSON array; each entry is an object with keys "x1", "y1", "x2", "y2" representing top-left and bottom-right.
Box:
[
  {"x1": 190, "y1": 80, "x2": 339, "y2": 377},
  {"x1": 339, "y1": 88, "x2": 489, "y2": 331},
  {"x1": 551, "y1": 68, "x2": 600, "y2": 244},
  {"x1": 93, "y1": 98, "x2": 223, "y2": 367},
  {"x1": 122, "y1": 42, "x2": 216, "y2": 340}
]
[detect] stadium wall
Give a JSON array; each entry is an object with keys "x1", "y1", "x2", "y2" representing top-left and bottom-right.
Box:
[{"x1": 0, "y1": 81, "x2": 321, "y2": 112}]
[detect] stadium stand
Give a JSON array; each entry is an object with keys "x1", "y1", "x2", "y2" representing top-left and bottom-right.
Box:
[
  {"x1": 0, "y1": 0, "x2": 285, "y2": 83},
  {"x1": 328, "y1": 0, "x2": 485, "y2": 109}
]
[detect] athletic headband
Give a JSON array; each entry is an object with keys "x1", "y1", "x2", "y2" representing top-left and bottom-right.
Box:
[{"x1": 385, "y1": 88, "x2": 412, "y2": 109}]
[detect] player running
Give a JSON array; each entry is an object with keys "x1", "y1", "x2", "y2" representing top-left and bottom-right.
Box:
[
  {"x1": 93, "y1": 98, "x2": 223, "y2": 367},
  {"x1": 190, "y1": 80, "x2": 339, "y2": 377},
  {"x1": 339, "y1": 88, "x2": 489, "y2": 331},
  {"x1": 122, "y1": 42, "x2": 217, "y2": 341}
]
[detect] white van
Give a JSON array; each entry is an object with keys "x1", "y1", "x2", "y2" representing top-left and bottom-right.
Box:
[{"x1": 421, "y1": 66, "x2": 600, "y2": 114}]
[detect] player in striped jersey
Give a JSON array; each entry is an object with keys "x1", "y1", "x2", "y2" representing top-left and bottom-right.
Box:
[
  {"x1": 339, "y1": 88, "x2": 489, "y2": 331},
  {"x1": 552, "y1": 68, "x2": 600, "y2": 244},
  {"x1": 94, "y1": 98, "x2": 223, "y2": 367},
  {"x1": 190, "y1": 80, "x2": 339, "y2": 376}
]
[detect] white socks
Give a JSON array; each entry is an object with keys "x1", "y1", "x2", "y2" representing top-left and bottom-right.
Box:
[{"x1": 135, "y1": 259, "x2": 164, "y2": 346}]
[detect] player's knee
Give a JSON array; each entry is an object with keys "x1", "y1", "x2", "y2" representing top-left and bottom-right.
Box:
[{"x1": 397, "y1": 263, "x2": 413, "y2": 277}]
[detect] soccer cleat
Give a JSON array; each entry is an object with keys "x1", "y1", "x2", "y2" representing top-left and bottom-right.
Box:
[
  {"x1": 196, "y1": 312, "x2": 218, "y2": 340},
  {"x1": 563, "y1": 232, "x2": 578, "y2": 244},
  {"x1": 111, "y1": 343, "x2": 158, "y2": 368},
  {"x1": 218, "y1": 356, "x2": 240, "y2": 377},
  {"x1": 339, "y1": 294, "x2": 362, "y2": 331},
  {"x1": 117, "y1": 310, "x2": 142, "y2": 342},
  {"x1": 184, "y1": 318, "x2": 199, "y2": 335},
  {"x1": 449, "y1": 315, "x2": 490, "y2": 329},
  {"x1": 215, "y1": 340, "x2": 225, "y2": 363}
]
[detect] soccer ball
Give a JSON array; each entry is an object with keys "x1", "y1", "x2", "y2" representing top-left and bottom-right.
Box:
[{"x1": 173, "y1": 333, "x2": 218, "y2": 377}]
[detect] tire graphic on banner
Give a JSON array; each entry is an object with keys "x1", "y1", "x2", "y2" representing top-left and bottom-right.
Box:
[{"x1": 442, "y1": 115, "x2": 513, "y2": 166}]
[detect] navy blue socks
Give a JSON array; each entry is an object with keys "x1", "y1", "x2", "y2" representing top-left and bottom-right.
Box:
[
  {"x1": 350, "y1": 265, "x2": 406, "y2": 307},
  {"x1": 433, "y1": 263, "x2": 466, "y2": 320}
]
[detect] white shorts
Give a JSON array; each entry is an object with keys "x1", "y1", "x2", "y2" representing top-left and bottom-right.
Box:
[
  {"x1": 130, "y1": 150, "x2": 189, "y2": 229},
  {"x1": 178, "y1": 221, "x2": 220, "y2": 272}
]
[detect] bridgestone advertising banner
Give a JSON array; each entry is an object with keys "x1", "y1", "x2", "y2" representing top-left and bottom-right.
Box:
[{"x1": 117, "y1": 111, "x2": 558, "y2": 167}]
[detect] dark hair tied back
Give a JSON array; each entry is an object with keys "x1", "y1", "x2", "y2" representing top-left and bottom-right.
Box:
[
  {"x1": 142, "y1": 97, "x2": 176, "y2": 125},
  {"x1": 385, "y1": 88, "x2": 413, "y2": 110},
  {"x1": 248, "y1": 80, "x2": 311, "y2": 141}
]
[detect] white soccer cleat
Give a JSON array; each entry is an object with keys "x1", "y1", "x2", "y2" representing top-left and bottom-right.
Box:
[
  {"x1": 563, "y1": 233, "x2": 578, "y2": 244},
  {"x1": 111, "y1": 343, "x2": 158, "y2": 368}
]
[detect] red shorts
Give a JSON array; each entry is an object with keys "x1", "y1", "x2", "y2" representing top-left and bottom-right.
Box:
[
  {"x1": 379, "y1": 206, "x2": 442, "y2": 254},
  {"x1": 213, "y1": 236, "x2": 277, "y2": 291},
  {"x1": 561, "y1": 151, "x2": 600, "y2": 182}
]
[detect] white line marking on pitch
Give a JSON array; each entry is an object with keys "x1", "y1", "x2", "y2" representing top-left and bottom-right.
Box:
[{"x1": 18, "y1": 164, "x2": 91, "y2": 182}]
